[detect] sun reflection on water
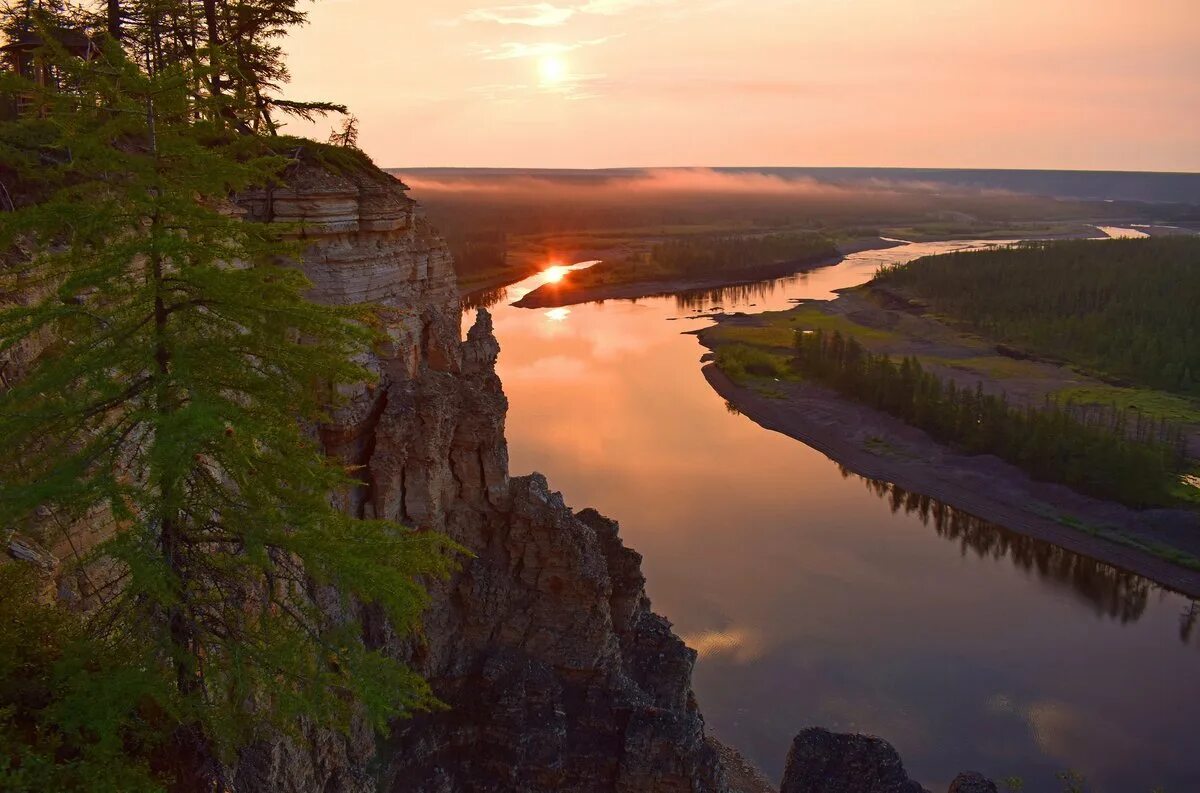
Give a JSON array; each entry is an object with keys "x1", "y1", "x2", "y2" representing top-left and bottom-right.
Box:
[{"x1": 545, "y1": 307, "x2": 571, "y2": 322}]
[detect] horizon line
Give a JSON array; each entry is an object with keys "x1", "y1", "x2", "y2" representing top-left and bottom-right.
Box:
[{"x1": 383, "y1": 164, "x2": 1200, "y2": 176}]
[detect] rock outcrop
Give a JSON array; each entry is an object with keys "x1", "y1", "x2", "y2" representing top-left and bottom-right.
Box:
[
  {"x1": 780, "y1": 728, "x2": 927, "y2": 793},
  {"x1": 779, "y1": 729, "x2": 999, "y2": 793},
  {"x1": 237, "y1": 160, "x2": 727, "y2": 792}
]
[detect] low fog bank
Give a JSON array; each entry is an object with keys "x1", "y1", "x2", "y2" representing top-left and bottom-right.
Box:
[{"x1": 390, "y1": 167, "x2": 1200, "y2": 238}]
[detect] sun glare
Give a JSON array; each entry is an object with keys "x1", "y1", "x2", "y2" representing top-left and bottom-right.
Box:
[
  {"x1": 545, "y1": 308, "x2": 571, "y2": 322},
  {"x1": 538, "y1": 56, "x2": 567, "y2": 85},
  {"x1": 543, "y1": 265, "x2": 568, "y2": 283}
]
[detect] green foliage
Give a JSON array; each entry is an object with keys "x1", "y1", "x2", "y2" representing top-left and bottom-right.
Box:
[
  {"x1": 0, "y1": 24, "x2": 456, "y2": 789},
  {"x1": 569, "y1": 231, "x2": 838, "y2": 289},
  {"x1": 875, "y1": 238, "x2": 1200, "y2": 395},
  {"x1": 0, "y1": 566, "x2": 166, "y2": 792},
  {"x1": 714, "y1": 344, "x2": 792, "y2": 382},
  {"x1": 1054, "y1": 384, "x2": 1200, "y2": 426},
  {"x1": 649, "y1": 231, "x2": 837, "y2": 276},
  {"x1": 793, "y1": 330, "x2": 1187, "y2": 507}
]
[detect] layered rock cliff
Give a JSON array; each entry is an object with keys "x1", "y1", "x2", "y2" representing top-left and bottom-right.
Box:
[{"x1": 236, "y1": 160, "x2": 727, "y2": 792}]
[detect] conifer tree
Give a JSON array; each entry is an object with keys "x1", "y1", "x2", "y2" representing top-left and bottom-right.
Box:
[{"x1": 0, "y1": 14, "x2": 455, "y2": 791}]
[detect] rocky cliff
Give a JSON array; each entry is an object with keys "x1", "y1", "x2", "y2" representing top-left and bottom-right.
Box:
[
  {"x1": 235, "y1": 160, "x2": 728, "y2": 792},
  {"x1": 6, "y1": 156, "x2": 1002, "y2": 793}
]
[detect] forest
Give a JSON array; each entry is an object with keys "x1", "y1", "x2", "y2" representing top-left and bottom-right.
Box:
[
  {"x1": 649, "y1": 231, "x2": 837, "y2": 276},
  {"x1": 565, "y1": 231, "x2": 838, "y2": 290},
  {"x1": 873, "y1": 237, "x2": 1200, "y2": 395},
  {"x1": 792, "y1": 329, "x2": 1188, "y2": 507}
]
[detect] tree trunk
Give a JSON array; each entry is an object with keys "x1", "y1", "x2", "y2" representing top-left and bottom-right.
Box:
[
  {"x1": 202, "y1": 0, "x2": 222, "y2": 117},
  {"x1": 107, "y1": 0, "x2": 122, "y2": 41}
]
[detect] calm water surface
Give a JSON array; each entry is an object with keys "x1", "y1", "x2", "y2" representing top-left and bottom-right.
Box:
[{"x1": 464, "y1": 241, "x2": 1200, "y2": 793}]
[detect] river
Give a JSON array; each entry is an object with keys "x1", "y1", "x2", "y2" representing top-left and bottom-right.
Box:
[{"x1": 462, "y1": 238, "x2": 1200, "y2": 793}]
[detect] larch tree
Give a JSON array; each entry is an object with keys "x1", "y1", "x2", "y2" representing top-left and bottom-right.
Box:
[{"x1": 0, "y1": 7, "x2": 454, "y2": 792}]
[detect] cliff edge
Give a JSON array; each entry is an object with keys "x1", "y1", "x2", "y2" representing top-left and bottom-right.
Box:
[{"x1": 235, "y1": 159, "x2": 728, "y2": 792}]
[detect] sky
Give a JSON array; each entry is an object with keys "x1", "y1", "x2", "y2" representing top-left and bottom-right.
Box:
[{"x1": 284, "y1": 0, "x2": 1200, "y2": 171}]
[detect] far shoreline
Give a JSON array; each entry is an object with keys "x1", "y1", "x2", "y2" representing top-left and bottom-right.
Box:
[{"x1": 511, "y1": 237, "x2": 905, "y2": 309}]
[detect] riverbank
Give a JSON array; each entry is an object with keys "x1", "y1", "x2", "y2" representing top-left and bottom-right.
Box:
[
  {"x1": 457, "y1": 240, "x2": 636, "y2": 296},
  {"x1": 512, "y1": 237, "x2": 903, "y2": 309},
  {"x1": 695, "y1": 293, "x2": 1200, "y2": 597}
]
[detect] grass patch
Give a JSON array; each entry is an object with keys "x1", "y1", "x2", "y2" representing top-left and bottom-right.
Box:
[
  {"x1": 1035, "y1": 508, "x2": 1200, "y2": 572},
  {"x1": 777, "y1": 307, "x2": 896, "y2": 341},
  {"x1": 710, "y1": 307, "x2": 897, "y2": 349},
  {"x1": 935, "y1": 355, "x2": 1050, "y2": 380},
  {"x1": 708, "y1": 324, "x2": 799, "y2": 349},
  {"x1": 713, "y1": 344, "x2": 794, "y2": 383},
  {"x1": 1055, "y1": 384, "x2": 1200, "y2": 425}
]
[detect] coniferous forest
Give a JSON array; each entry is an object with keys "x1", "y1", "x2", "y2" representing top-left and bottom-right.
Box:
[
  {"x1": 874, "y1": 237, "x2": 1200, "y2": 395},
  {"x1": 793, "y1": 329, "x2": 1188, "y2": 507},
  {"x1": 566, "y1": 231, "x2": 839, "y2": 290},
  {"x1": 648, "y1": 232, "x2": 837, "y2": 276}
]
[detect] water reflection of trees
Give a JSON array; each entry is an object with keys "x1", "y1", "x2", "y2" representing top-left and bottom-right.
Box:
[
  {"x1": 837, "y1": 466, "x2": 1185, "y2": 630},
  {"x1": 462, "y1": 286, "x2": 510, "y2": 312},
  {"x1": 674, "y1": 273, "x2": 810, "y2": 312}
]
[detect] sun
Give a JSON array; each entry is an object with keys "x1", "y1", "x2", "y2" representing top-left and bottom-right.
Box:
[
  {"x1": 538, "y1": 56, "x2": 567, "y2": 85},
  {"x1": 543, "y1": 264, "x2": 568, "y2": 283}
]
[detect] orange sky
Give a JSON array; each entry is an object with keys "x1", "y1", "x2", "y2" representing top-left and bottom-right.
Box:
[{"x1": 284, "y1": 0, "x2": 1199, "y2": 171}]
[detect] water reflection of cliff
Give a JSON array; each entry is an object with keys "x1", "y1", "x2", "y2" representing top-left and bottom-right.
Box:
[
  {"x1": 841, "y1": 467, "x2": 1200, "y2": 639},
  {"x1": 674, "y1": 273, "x2": 810, "y2": 312}
]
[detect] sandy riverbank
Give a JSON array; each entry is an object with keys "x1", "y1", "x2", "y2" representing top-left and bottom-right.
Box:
[
  {"x1": 697, "y1": 359, "x2": 1200, "y2": 597},
  {"x1": 695, "y1": 280, "x2": 1200, "y2": 595},
  {"x1": 512, "y1": 237, "x2": 903, "y2": 309}
]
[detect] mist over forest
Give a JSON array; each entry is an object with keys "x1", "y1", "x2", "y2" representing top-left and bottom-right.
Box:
[{"x1": 393, "y1": 167, "x2": 1200, "y2": 238}]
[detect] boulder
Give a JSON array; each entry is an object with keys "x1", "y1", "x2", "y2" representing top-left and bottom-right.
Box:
[{"x1": 780, "y1": 728, "x2": 927, "y2": 793}]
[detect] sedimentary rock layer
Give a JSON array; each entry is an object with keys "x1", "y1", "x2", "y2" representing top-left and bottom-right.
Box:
[{"x1": 237, "y1": 162, "x2": 726, "y2": 792}]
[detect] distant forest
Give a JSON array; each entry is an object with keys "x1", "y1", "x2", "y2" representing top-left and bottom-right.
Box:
[
  {"x1": 874, "y1": 238, "x2": 1200, "y2": 395},
  {"x1": 793, "y1": 330, "x2": 1187, "y2": 507},
  {"x1": 649, "y1": 232, "x2": 837, "y2": 276},
  {"x1": 570, "y1": 232, "x2": 838, "y2": 289}
]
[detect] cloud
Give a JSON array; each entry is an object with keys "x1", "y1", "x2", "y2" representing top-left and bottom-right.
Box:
[
  {"x1": 460, "y1": 0, "x2": 674, "y2": 27},
  {"x1": 480, "y1": 36, "x2": 613, "y2": 60},
  {"x1": 470, "y1": 72, "x2": 608, "y2": 101},
  {"x1": 578, "y1": 0, "x2": 667, "y2": 14},
  {"x1": 463, "y1": 3, "x2": 575, "y2": 26}
]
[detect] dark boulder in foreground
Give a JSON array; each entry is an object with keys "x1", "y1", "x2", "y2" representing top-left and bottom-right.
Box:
[
  {"x1": 779, "y1": 728, "x2": 1000, "y2": 793},
  {"x1": 780, "y1": 728, "x2": 928, "y2": 793}
]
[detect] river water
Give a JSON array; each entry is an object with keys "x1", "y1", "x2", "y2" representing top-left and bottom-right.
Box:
[{"x1": 463, "y1": 239, "x2": 1200, "y2": 793}]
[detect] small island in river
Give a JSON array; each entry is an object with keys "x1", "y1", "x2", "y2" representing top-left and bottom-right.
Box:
[
  {"x1": 514, "y1": 234, "x2": 901, "y2": 308},
  {"x1": 697, "y1": 237, "x2": 1200, "y2": 596}
]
